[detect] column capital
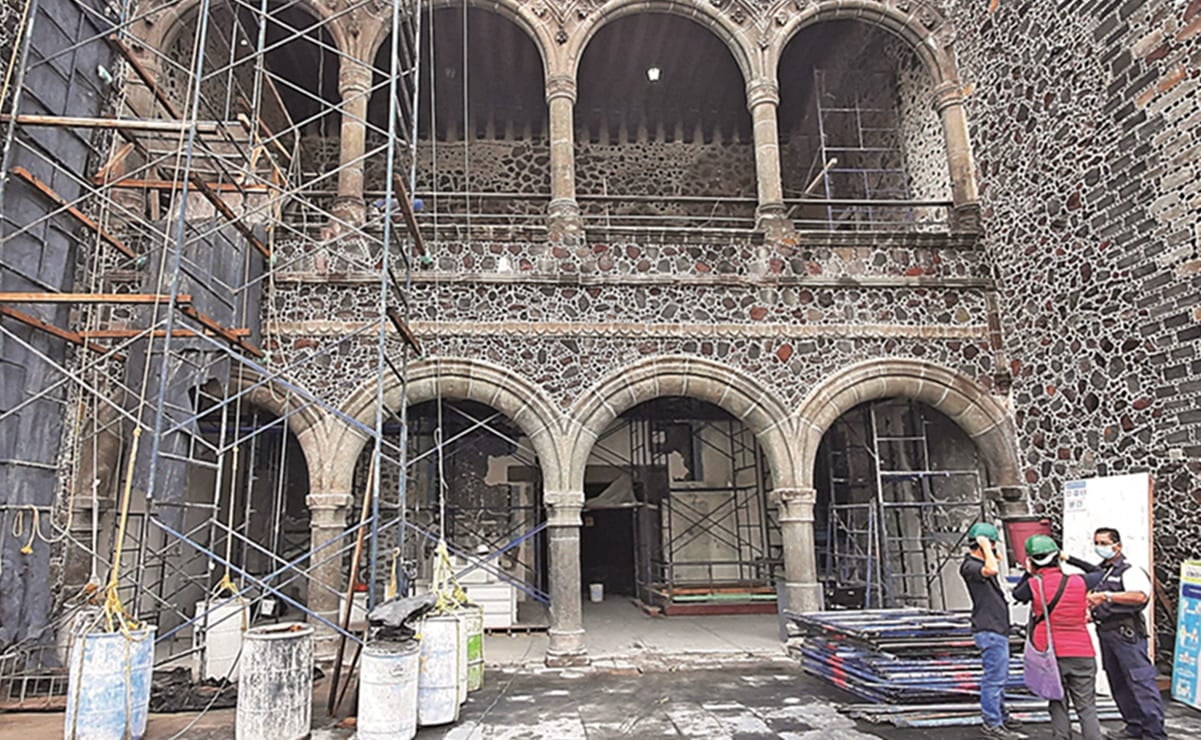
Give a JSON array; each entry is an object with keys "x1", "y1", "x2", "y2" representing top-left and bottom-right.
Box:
[
  {"x1": 746, "y1": 78, "x2": 780, "y2": 110},
  {"x1": 772, "y1": 487, "x2": 816, "y2": 522},
  {"x1": 306, "y1": 492, "x2": 354, "y2": 511},
  {"x1": 546, "y1": 74, "x2": 577, "y2": 104},
  {"x1": 932, "y1": 80, "x2": 965, "y2": 113},
  {"x1": 339, "y1": 62, "x2": 374, "y2": 96},
  {"x1": 544, "y1": 490, "x2": 584, "y2": 527}
]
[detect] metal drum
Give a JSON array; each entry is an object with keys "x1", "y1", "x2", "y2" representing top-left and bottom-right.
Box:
[
  {"x1": 417, "y1": 614, "x2": 462, "y2": 726},
  {"x1": 357, "y1": 639, "x2": 420, "y2": 740},
  {"x1": 64, "y1": 626, "x2": 156, "y2": 740},
  {"x1": 236, "y1": 622, "x2": 313, "y2": 740}
]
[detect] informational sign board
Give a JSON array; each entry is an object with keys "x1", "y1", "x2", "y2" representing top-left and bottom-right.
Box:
[
  {"x1": 1173, "y1": 560, "x2": 1201, "y2": 709},
  {"x1": 1061, "y1": 473, "x2": 1155, "y2": 694}
]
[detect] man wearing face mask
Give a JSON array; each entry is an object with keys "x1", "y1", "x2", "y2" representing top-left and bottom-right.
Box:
[
  {"x1": 1069, "y1": 527, "x2": 1165, "y2": 740},
  {"x1": 959, "y1": 522, "x2": 1019, "y2": 737}
]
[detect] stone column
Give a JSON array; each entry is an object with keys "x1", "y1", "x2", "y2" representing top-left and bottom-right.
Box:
[
  {"x1": 775, "y1": 487, "x2": 822, "y2": 613},
  {"x1": 544, "y1": 489, "x2": 588, "y2": 666},
  {"x1": 933, "y1": 81, "x2": 981, "y2": 233},
  {"x1": 986, "y1": 485, "x2": 1029, "y2": 520},
  {"x1": 747, "y1": 78, "x2": 791, "y2": 239},
  {"x1": 545, "y1": 74, "x2": 583, "y2": 242},
  {"x1": 332, "y1": 61, "x2": 374, "y2": 225},
  {"x1": 306, "y1": 491, "x2": 352, "y2": 660}
]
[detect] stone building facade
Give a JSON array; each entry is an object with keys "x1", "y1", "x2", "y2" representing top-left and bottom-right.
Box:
[{"x1": 2, "y1": 0, "x2": 1197, "y2": 668}]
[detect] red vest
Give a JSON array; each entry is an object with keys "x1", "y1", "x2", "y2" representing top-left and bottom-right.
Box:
[{"x1": 1029, "y1": 570, "x2": 1096, "y2": 658}]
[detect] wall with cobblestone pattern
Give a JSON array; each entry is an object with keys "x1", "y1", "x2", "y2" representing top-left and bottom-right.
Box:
[{"x1": 947, "y1": 0, "x2": 1201, "y2": 656}]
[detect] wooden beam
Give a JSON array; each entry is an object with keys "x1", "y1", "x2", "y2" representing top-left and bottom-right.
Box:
[
  {"x1": 391, "y1": 174, "x2": 428, "y2": 257},
  {"x1": 94, "y1": 177, "x2": 268, "y2": 193},
  {"x1": 9, "y1": 167, "x2": 137, "y2": 259},
  {"x1": 80, "y1": 327, "x2": 252, "y2": 339},
  {"x1": 107, "y1": 36, "x2": 183, "y2": 120},
  {"x1": 188, "y1": 173, "x2": 271, "y2": 259},
  {"x1": 0, "y1": 114, "x2": 219, "y2": 133},
  {"x1": 386, "y1": 307, "x2": 422, "y2": 355},
  {"x1": 0, "y1": 306, "x2": 124, "y2": 360},
  {"x1": 177, "y1": 305, "x2": 264, "y2": 358},
  {"x1": 0, "y1": 293, "x2": 191, "y2": 304},
  {"x1": 92, "y1": 142, "x2": 135, "y2": 183}
]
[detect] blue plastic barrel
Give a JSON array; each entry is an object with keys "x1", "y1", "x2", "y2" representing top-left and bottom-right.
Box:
[{"x1": 64, "y1": 626, "x2": 156, "y2": 740}]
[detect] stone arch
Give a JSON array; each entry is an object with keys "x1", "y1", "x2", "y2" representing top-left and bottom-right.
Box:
[
  {"x1": 567, "y1": 356, "x2": 797, "y2": 493},
  {"x1": 768, "y1": 1, "x2": 955, "y2": 86},
  {"x1": 565, "y1": 0, "x2": 760, "y2": 84},
  {"x1": 365, "y1": 0, "x2": 556, "y2": 76},
  {"x1": 136, "y1": 0, "x2": 347, "y2": 63},
  {"x1": 794, "y1": 358, "x2": 1020, "y2": 491},
  {"x1": 329, "y1": 357, "x2": 568, "y2": 494},
  {"x1": 224, "y1": 369, "x2": 323, "y2": 473}
]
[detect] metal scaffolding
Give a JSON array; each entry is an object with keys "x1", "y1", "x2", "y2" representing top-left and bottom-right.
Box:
[
  {"x1": 0, "y1": 0, "x2": 424, "y2": 704},
  {"x1": 599, "y1": 399, "x2": 783, "y2": 614},
  {"x1": 820, "y1": 399, "x2": 984, "y2": 611}
]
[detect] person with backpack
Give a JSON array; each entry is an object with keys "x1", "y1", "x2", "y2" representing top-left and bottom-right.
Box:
[{"x1": 1013, "y1": 534, "x2": 1104, "y2": 740}]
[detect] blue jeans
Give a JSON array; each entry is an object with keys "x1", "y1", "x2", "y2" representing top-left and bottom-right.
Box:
[{"x1": 974, "y1": 630, "x2": 1010, "y2": 728}]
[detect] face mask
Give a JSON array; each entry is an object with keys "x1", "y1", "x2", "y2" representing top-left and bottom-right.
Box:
[{"x1": 1095, "y1": 544, "x2": 1116, "y2": 560}]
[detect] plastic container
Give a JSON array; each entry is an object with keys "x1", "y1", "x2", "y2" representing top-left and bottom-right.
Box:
[
  {"x1": 193, "y1": 597, "x2": 248, "y2": 681},
  {"x1": 417, "y1": 614, "x2": 462, "y2": 726},
  {"x1": 461, "y1": 605, "x2": 484, "y2": 692},
  {"x1": 358, "y1": 639, "x2": 420, "y2": 740},
  {"x1": 64, "y1": 626, "x2": 156, "y2": 740},
  {"x1": 589, "y1": 583, "x2": 604, "y2": 602},
  {"x1": 1002, "y1": 516, "x2": 1054, "y2": 566},
  {"x1": 235, "y1": 622, "x2": 313, "y2": 740}
]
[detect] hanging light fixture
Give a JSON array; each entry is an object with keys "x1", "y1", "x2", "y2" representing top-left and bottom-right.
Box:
[{"x1": 646, "y1": 66, "x2": 661, "y2": 83}]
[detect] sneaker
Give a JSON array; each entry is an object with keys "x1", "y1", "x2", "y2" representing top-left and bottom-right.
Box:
[
  {"x1": 980, "y1": 724, "x2": 1017, "y2": 738},
  {"x1": 1002, "y1": 717, "x2": 1023, "y2": 731}
]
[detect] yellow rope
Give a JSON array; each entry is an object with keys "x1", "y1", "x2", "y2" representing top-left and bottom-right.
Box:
[
  {"x1": 430, "y1": 540, "x2": 467, "y2": 614},
  {"x1": 102, "y1": 428, "x2": 143, "y2": 637}
]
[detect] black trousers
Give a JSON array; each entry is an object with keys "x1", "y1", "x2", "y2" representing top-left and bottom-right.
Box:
[{"x1": 1050, "y1": 656, "x2": 1102, "y2": 740}]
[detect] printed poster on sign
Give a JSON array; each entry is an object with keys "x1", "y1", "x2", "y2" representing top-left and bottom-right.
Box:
[{"x1": 1173, "y1": 560, "x2": 1201, "y2": 710}]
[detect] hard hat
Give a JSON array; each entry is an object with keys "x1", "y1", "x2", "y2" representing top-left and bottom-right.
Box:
[
  {"x1": 1025, "y1": 534, "x2": 1060, "y2": 557},
  {"x1": 968, "y1": 522, "x2": 999, "y2": 542}
]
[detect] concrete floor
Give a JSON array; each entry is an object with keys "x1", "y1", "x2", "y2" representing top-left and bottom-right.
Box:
[
  {"x1": 5, "y1": 601, "x2": 1201, "y2": 739},
  {"x1": 485, "y1": 598, "x2": 784, "y2": 666}
]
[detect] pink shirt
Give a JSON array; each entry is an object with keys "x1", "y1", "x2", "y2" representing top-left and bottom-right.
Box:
[{"x1": 1029, "y1": 570, "x2": 1095, "y2": 658}]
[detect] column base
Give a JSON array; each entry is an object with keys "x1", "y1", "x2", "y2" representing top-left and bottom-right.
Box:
[
  {"x1": 547, "y1": 198, "x2": 583, "y2": 245},
  {"x1": 546, "y1": 627, "x2": 589, "y2": 667},
  {"x1": 779, "y1": 580, "x2": 823, "y2": 613},
  {"x1": 951, "y1": 202, "x2": 982, "y2": 234},
  {"x1": 755, "y1": 203, "x2": 795, "y2": 241},
  {"x1": 328, "y1": 196, "x2": 368, "y2": 229}
]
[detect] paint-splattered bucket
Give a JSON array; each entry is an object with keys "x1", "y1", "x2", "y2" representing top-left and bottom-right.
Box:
[
  {"x1": 236, "y1": 622, "x2": 313, "y2": 740},
  {"x1": 460, "y1": 604, "x2": 484, "y2": 692},
  {"x1": 358, "y1": 639, "x2": 420, "y2": 740},
  {"x1": 417, "y1": 614, "x2": 462, "y2": 726}
]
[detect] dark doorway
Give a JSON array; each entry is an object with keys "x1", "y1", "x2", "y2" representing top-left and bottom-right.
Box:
[{"x1": 581, "y1": 486, "x2": 636, "y2": 597}]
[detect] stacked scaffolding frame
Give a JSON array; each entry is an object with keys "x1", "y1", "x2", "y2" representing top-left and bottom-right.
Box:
[{"x1": 0, "y1": 0, "x2": 425, "y2": 705}]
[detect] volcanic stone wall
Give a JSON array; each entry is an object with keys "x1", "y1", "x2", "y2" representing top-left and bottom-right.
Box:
[{"x1": 947, "y1": 0, "x2": 1201, "y2": 656}]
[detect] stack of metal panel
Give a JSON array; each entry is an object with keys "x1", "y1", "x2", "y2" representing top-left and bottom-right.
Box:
[{"x1": 784, "y1": 609, "x2": 1027, "y2": 704}]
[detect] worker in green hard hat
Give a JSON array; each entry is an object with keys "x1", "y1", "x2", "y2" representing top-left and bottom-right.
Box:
[
  {"x1": 959, "y1": 521, "x2": 1019, "y2": 737},
  {"x1": 1013, "y1": 534, "x2": 1103, "y2": 740}
]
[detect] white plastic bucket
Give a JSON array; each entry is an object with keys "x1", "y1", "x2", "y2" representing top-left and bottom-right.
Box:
[
  {"x1": 589, "y1": 583, "x2": 604, "y2": 602},
  {"x1": 358, "y1": 640, "x2": 420, "y2": 740},
  {"x1": 417, "y1": 614, "x2": 462, "y2": 726},
  {"x1": 64, "y1": 626, "x2": 156, "y2": 740},
  {"x1": 193, "y1": 598, "x2": 248, "y2": 681},
  {"x1": 235, "y1": 622, "x2": 313, "y2": 740}
]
